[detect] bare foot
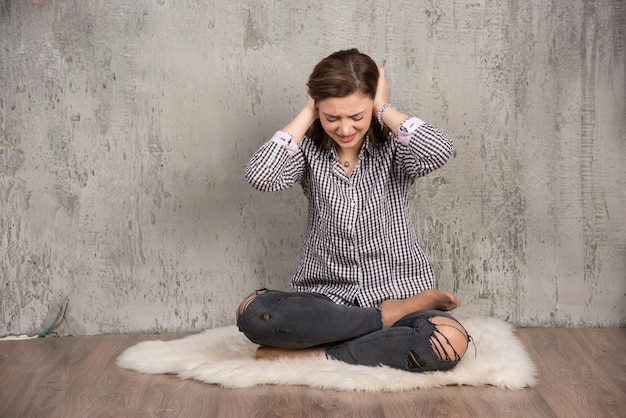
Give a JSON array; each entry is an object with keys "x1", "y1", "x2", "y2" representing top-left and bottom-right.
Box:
[
  {"x1": 379, "y1": 290, "x2": 458, "y2": 328},
  {"x1": 256, "y1": 346, "x2": 324, "y2": 361}
]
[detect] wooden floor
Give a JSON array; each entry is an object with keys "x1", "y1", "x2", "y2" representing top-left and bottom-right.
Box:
[{"x1": 1, "y1": 328, "x2": 624, "y2": 418}]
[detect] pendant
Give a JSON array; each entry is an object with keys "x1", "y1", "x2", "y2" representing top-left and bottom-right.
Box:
[{"x1": 344, "y1": 161, "x2": 350, "y2": 168}]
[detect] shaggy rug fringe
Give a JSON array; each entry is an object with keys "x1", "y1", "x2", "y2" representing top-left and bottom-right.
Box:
[{"x1": 117, "y1": 316, "x2": 537, "y2": 392}]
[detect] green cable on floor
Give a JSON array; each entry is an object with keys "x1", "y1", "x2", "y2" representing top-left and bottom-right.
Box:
[{"x1": 37, "y1": 299, "x2": 70, "y2": 338}]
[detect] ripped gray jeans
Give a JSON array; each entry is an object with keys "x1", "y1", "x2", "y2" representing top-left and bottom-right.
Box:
[{"x1": 236, "y1": 290, "x2": 468, "y2": 373}]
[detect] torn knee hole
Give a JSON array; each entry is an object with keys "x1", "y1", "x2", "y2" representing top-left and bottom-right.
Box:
[
  {"x1": 430, "y1": 331, "x2": 467, "y2": 362},
  {"x1": 236, "y1": 289, "x2": 267, "y2": 319},
  {"x1": 430, "y1": 334, "x2": 452, "y2": 361},
  {"x1": 260, "y1": 312, "x2": 272, "y2": 321},
  {"x1": 407, "y1": 350, "x2": 428, "y2": 369},
  {"x1": 428, "y1": 317, "x2": 469, "y2": 361},
  {"x1": 428, "y1": 317, "x2": 468, "y2": 339}
]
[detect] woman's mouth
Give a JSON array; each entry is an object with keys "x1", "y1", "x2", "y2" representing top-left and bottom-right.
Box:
[{"x1": 337, "y1": 132, "x2": 357, "y2": 143}]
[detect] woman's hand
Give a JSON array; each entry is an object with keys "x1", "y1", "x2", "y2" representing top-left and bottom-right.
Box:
[
  {"x1": 303, "y1": 93, "x2": 318, "y2": 124},
  {"x1": 373, "y1": 67, "x2": 390, "y2": 115},
  {"x1": 281, "y1": 92, "x2": 318, "y2": 144},
  {"x1": 373, "y1": 68, "x2": 409, "y2": 133}
]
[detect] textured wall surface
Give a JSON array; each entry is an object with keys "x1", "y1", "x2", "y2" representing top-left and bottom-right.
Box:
[{"x1": 1, "y1": 0, "x2": 624, "y2": 336}]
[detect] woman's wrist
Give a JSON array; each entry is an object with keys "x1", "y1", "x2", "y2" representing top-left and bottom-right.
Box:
[
  {"x1": 376, "y1": 104, "x2": 410, "y2": 134},
  {"x1": 377, "y1": 103, "x2": 394, "y2": 126}
]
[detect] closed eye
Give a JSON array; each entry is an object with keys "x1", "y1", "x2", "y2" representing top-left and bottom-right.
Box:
[{"x1": 323, "y1": 112, "x2": 365, "y2": 122}]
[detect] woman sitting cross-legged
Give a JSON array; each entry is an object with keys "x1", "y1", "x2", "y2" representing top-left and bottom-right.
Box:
[{"x1": 237, "y1": 49, "x2": 469, "y2": 372}]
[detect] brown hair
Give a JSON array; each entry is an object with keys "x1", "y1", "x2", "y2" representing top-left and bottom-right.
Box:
[{"x1": 306, "y1": 49, "x2": 392, "y2": 148}]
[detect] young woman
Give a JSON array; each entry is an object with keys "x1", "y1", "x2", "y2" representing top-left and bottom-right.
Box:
[{"x1": 237, "y1": 49, "x2": 469, "y2": 372}]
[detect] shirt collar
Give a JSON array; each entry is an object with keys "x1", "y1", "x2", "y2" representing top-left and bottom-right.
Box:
[{"x1": 362, "y1": 134, "x2": 375, "y2": 155}]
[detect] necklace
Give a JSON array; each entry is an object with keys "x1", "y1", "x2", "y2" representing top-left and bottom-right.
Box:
[{"x1": 336, "y1": 150, "x2": 357, "y2": 168}]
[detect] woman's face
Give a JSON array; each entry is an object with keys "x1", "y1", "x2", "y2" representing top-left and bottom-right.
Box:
[{"x1": 317, "y1": 92, "x2": 373, "y2": 152}]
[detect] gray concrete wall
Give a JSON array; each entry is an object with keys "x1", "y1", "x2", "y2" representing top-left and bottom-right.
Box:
[{"x1": 1, "y1": 0, "x2": 624, "y2": 336}]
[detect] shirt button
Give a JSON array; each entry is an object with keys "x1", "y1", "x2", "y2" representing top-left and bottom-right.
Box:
[
  {"x1": 349, "y1": 246, "x2": 354, "y2": 251},
  {"x1": 352, "y1": 264, "x2": 358, "y2": 269}
]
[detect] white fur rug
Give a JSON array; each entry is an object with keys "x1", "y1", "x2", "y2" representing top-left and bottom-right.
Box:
[{"x1": 117, "y1": 317, "x2": 537, "y2": 392}]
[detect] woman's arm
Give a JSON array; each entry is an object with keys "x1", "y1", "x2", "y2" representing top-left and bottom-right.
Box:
[
  {"x1": 375, "y1": 68, "x2": 454, "y2": 178},
  {"x1": 245, "y1": 133, "x2": 306, "y2": 192},
  {"x1": 282, "y1": 94, "x2": 318, "y2": 144},
  {"x1": 396, "y1": 121, "x2": 454, "y2": 178},
  {"x1": 374, "y1": 68, "x2": 409, "y2": 133},
  {"x1": 245, "y1": 95, "x2": 316, "y2": 192}
]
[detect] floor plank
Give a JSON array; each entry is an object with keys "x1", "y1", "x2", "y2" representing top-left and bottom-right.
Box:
[
  {"x1": 1, "y1": 329, "x2": 624, "y2": 417},
  {"x1": 517, "y1": 329, "x2": 626, "y2": 418}
]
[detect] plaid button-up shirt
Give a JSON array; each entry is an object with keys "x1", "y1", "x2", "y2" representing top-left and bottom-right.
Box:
[{"x1": 245, "y1": 117, "x2": 454, "y2": 307}]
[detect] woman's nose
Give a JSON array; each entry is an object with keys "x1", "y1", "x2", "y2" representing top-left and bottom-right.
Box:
[{"x1": 338, "y1": 120, "x2": 351, "y2": 134}]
